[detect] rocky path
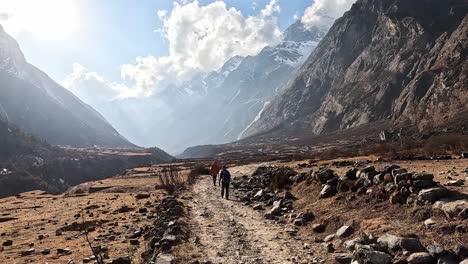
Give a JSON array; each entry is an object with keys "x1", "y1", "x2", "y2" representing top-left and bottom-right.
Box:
[{"x1": 184, "y1": 176, "x2": 323, "y2": 264}]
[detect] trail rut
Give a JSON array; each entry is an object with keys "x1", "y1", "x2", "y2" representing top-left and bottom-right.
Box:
[{"x1": 184, "y1": 176, "x2": 325, "y2": 264}]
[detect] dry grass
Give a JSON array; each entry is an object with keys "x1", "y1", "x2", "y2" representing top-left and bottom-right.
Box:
[{"x1": 0, "y1": 167, "x2": 174, "y2": 264}]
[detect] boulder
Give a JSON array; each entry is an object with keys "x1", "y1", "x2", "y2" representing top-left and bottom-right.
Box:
[
  {"x1": 344, "y1": 238, "x2": 360, "y2": 251},
  {"x1": 399, "y1": 238, "x2": 426, "y2": 253},
  {"x1": 418, "y1": 187, "x2": 448, "y2": 203},
  {"x1": 324, "y1": 234, "x2": 335, "y2": 242},
  {"x1": 284, "y1": 191, "x2": 297, "y2": 200},
  {"x1": 320, "y1": 184, "x2": 336, "y2": 198},
  {"x1": 156, "y1": 253, "x2": 174, "y2": 264},
  {"x1": 445, "y1": 180, "x2": 464, "y2": 186},
  {"x1": 412, "y1": 173, "x2": 434, "y2": 181},
  {"x1": 253, "y1": 204, "x2": 263, "y2": 211},
  {"x1": 312, "y1": 223, "x2": 326, "y2": 233},
  {"x1": 455, "y1": 245, "x2": 468, "y2": 258},
  {"x1": 334, "y1": 253, "x2": 353, "y2": 264},
  {"x1": 426, "y1": 243, "x2": 444, "y2": 258},
  {"x1": 354, "y1": 245, "x2": 392, "y2": 264},
  {"x1": 377, "y1": 234, "x2": 402, "y2": 252},
  {"x1": 392, "y1": 168, "x2": 408, "y2": 177},
  {"x1": 111, "y1": 257, "x2": 131, "y2": 264},
  {"x1": 313, "y1": 168, "x2": 335, "y2": 184},
  {"x1": 269, "y1": 200, "x2": 283, "y2": 216},
  {"x1": 433, "y1": 200, "x2": 468, "y2": 219},
  {"x1": 336, "y1": 225, "x2": 354, "y2": 238},
  {"x1": 135, "y1": 193, "x2": 150, "y2": 199},
  {"x1": 407, "y1": 252, "x2": 434, "y2": 264},
  {"x1": 253, "y1": 189, "x2": 264, "y2": 199}
]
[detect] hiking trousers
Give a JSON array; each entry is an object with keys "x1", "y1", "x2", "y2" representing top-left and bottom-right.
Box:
[
  {"x1": 221, "y1": 181, "x2": 230, "y2": 200},
  {"x1": 212, "y1": 175, "x2": 217, "y2": 186}
]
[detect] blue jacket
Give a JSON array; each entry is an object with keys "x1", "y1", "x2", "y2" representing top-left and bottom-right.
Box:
[{"x1": 220, "y1": 169, "x2": 231, "y2": 183}]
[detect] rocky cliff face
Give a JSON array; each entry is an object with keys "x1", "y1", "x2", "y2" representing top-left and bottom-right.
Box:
[
  {"x1": 244, "y1": 0, "x2": 468, "y2": 139},
  {"x1": 0, "y1": 25, "x2": 134, "y2": 147}
]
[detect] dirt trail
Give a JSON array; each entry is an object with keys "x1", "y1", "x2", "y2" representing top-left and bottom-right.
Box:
[{"x1": 184, "y1": 175, "x2": 325, "y2": 264}]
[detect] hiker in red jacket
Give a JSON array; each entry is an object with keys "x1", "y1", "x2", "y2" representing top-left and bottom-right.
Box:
[
  {"x1": 219, "y1": 165, "x2": 231, "y2": 200},
  {"x1": 210, "y1": 161, "x2": 221, "y2": 186}
]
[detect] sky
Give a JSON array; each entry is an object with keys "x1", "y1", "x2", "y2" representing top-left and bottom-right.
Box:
[{"x1": 0, "y1": 0, "x2": 314, "y2": 84}]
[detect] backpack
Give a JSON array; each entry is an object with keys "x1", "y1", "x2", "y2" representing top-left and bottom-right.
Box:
[{"x1": 220, "y1": 169, "x2": 231, "y2": 182}]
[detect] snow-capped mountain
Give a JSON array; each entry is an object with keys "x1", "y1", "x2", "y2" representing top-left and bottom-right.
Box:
[
  {"x1": 0, "y1": 24, "x2": 133, "y2": 147},
  {"x1": 142, "y1": 20, "x2": 327, "y2": 153}
]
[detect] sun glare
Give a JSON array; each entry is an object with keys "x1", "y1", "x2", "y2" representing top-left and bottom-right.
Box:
[{"x1": 1, "y1": 0, "x2": 79, "y2": 40}]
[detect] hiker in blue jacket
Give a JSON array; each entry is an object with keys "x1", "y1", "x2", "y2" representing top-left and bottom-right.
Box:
[{"x1": 218, "y1": 165, "x2": 231, "y2": 200}]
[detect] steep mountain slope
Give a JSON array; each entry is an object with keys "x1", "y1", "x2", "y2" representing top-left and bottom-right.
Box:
[
  {"x1": 245, "y1": 0, "x2": 468, "y2": 139},
  {"x1": 145, "y1": 21, "x2": 326, "y2": 153},
  {"x1": 0, "y1": 24, "x2": 133, "y2": 147}
]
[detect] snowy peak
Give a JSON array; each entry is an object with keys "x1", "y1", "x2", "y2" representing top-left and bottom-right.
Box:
[
  {"x1": 283, "y1": 20, "x2": 325, "y2": 43},
  {"x1": 219, "y1": 55, "x2": 244, "y2": 76}
]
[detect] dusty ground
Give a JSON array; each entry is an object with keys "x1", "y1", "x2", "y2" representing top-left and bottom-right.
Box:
[
  {"x1": 176, "y1": 176, "x2": 327, "y2": 263},
  {"x1": 1, "y1": 157, "x2": 467, "y2": 263},
  {"x1": 173, "y1": 156, "x2": 468, "y2": 263},
  {"x1": 0, "y1": 167, "x2": 171, "y2": 264}
]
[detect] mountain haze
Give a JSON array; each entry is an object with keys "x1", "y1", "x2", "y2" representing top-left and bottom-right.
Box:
[{"x1": 0, "y1": 25, "x2": 134, "y2": 148}]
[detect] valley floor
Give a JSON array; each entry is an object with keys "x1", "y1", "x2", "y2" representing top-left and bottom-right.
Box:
[{"x1": 0, "y1": 156, "x2": 467, "y2": 263}]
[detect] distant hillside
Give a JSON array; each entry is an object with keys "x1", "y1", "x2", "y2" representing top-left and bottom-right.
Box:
[
  {"x1": 0, "y1": 120, "x2": 174, "y2": 198},
  {"x1": 0, "y1": 24, "x2": 133, "y2": 148}
]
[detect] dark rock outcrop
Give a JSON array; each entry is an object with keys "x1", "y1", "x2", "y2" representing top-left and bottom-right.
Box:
[{"x1": 245, "y1": 0, "x2": 468, "y2": 140}]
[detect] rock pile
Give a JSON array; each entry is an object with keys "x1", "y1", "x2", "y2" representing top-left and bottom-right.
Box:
[
  {"x1": 333, "y1": 232, "x2": 467, "y2": 264},
  {"x1": 143, "y1": 196, "x2": 189, "y2": 263},
  {"x1": 232, "y1": 166, "x2": 310, "y2": 223},
  {"x1": 303, "y1": 165, "x2": 455, "y2": 207}
]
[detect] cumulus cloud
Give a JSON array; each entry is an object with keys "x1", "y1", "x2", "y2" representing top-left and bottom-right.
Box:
[
  {"x1": 301, "y1": 0, "x2": 356, "y2": 29},
  {"x1": 112, "y1": 0, "x2": 282, "y2": 98},
  {"x1": 63, "y1": 63, "x2": 131, "y2": 101},
  {"x1": 260, "y1": 0, "x2": 280, "y2": 18}
]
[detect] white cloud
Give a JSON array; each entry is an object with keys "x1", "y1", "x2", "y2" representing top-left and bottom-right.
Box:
[
  {"x1": 301, "y1": 0, "x2": 356, "y2": 29},
  {"x1": 260, "y1": 0, "x2": 280, "y2": 18},
  {"x1": 110, "y1": 0, "x2": 282, "y2": 98}
]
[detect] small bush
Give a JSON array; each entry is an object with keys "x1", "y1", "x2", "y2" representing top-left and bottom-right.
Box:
[{"x1": 158, "y1": 166, "x2": 184, "y2": 194}]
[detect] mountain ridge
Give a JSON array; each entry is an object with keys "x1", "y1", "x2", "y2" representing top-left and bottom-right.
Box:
[
  {"x1": 0, "y1": 25, "x2": 135, "y2": 148},
  {"x1": 244, "y1": 0, "x2": 468, "y2": 140}
]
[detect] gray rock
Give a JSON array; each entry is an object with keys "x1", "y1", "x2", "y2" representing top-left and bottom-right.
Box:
[
  {"x1": 324, "y1": 234, "x2": 336, "y2": 242},
  {"x1": 354, "y1": 245, "x2": 392, "y2": 264},
  {"x1": 336, "y1": 225, "x2": 354, "y2": 238},
  {"x1": 412, "y1": 173, "x2": 434, "y2": 181},
  {"x1": 407, "y1": 252, "x2": 434, "y2": 264},
  {"x1": 344, "y1": 238, "x2": 360, "y2": 251},
  {"x1": 334, "y1": 253, "x2": 353, "y2": 264},
  {"x1": 424, "y1": 218, "x2": 436, "y2": 228},
  {"x1": 155, "y1": 254, "x2": 174, "y2": 264},
  {"x1": 2, "y1": 240, "x2": 12, "y2": 246},
  {"x1": 253, "y1": 204, "x2": 263, "y2": 211},
  {"x1": 399, "y1": 238, "x2": 425, "y2": 253},
  {"x1": 392, "y1": 168, "x2": 408, "y2": 177},
  {"x1": 377, "y1": 233, "x2": 402, "y2": 251},
  {"x1": 445, "y1": 180, "x2": 464, "y2": 186},
  {"x1": 320, "y1": 184, "x2": 336, "y2": 198},
  {"x1": 268, "y1": 200, "x2": 283, "y2": 216},
  {"x1": 21, "y1": 248, "x2": 35, "y2": 256},
  {"x1": 426, "y1": 243, "x2": 444, "y2": 258},
  {"x1": 433, "y1": 200, "x2": 468, "y2": 218},
  {"x1": 284, "y1": 191, "x2": 297, "y2": 200},
  {"x1": 111, "y1": 256, "x2": 131, "y2": 264},
  {"x1": 312, "y1": 223, "x2": 326, "y2": 233},
  {"x1": 418, "y1": 187, "x2": 448, "y2": 203}
]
